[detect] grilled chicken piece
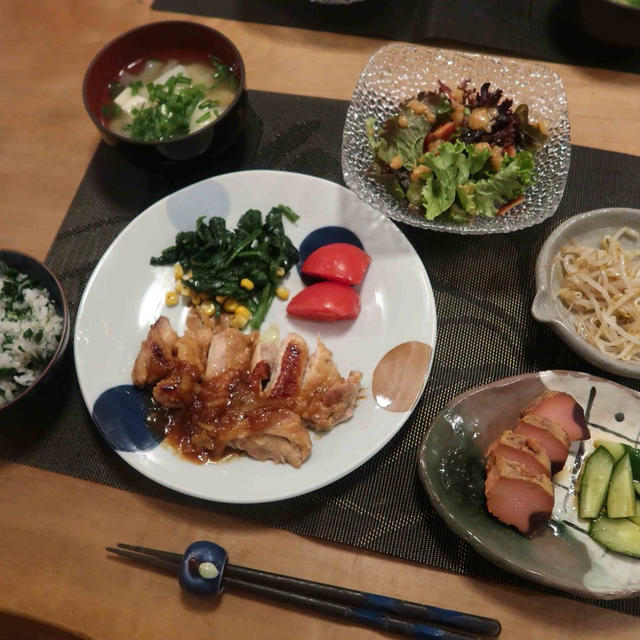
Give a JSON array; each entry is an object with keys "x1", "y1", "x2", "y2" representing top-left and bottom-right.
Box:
[
  {"x1": 251, "y1": 340, "x2": 278, "y2": 374},
  {"x1": 297, "y1": 340, "x2": 362, "y2": 431},
  {"x1": 515, "y1": 414, "x2": 570, "y2": 474},
  {"x1": 263, "y1": 333, "x2": 309, "y2": 403},
  {"x1": 132, "y1": 316, "x2": 179, "y2": 387},
  {"x1": 486, "y1": 430, "x2": 551, "y2": 477},
  {"x1": 152, "y1": 335, "x2": 205, "y2": 408},
  {"x1": 249, "y1": 341, "x2": 278, "y2": 394},
  {"x1": 133, "y1": 319, "x2": 362, "y2": 468},
  {"x1": 485, "y1": 457, "x2": 554, "y2": 537},
  {"x1": 184, "y1": 307, "x2": 216, "y2": 356},
  {"x1": 204, "y1": 328, "x2": 257, "y2": 379},
  {"x1": 522, "y1": 391, "x2": 589, "y2": 441},
  {"x1": 226, "y1": 407, "x2": 312, "y2": 468}
]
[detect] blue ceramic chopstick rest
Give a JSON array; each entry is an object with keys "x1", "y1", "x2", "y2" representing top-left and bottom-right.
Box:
[{"x1": 178, "y1": 540, "x2": 228, "y2": 596}]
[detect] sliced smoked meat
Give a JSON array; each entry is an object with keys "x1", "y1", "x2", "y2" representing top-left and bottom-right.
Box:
[
  {"x1": 515, "y1": 414, "x2": 570, "y2": 474},
  {"x1": 522, "y1": 391, "x2": 589, "y2": 441},
  {"x1": 486, "y1": 430, "x2": 551, "y2": 477},
  {"x1": 485, "y1": 457, "x2": 554, "y2": 537}
]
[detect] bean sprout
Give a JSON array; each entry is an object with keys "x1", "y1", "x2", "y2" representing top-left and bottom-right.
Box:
[{"x1": 553, "y1": 227, "x2": 640, "y2": 361}]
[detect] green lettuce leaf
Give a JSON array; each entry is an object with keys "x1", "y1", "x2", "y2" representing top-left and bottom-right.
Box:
[
  {"x1": 366, "y1": 160, "x2": 406, "y2": 202},
  {"x1": 418, "y1": 92, "x2": 452, "y2": 123},
  {"x1": 420, "y1": 142, "x2": 463, "y2": 219},
  {"x1": 419, "y1": 142, "x2": 490, "y2": 220},
  {"x1": 458, "y1": 150, "x2": 535, "y2": 218},
  {"x1": 514, "y1": 104, "x2": 549, "y2": 151},
  {"x1": 373, "y1": 107, "x2": 432, "y2": 169},
  {"x1": 405, "y1": 178, "x2": 426, "y2": 209},
  {"x1": 448, "y1": 203, "x2": 474, "y2": 224},
  {"x1": 455, "y1": 144, "x2": 491, "y2": 185}
]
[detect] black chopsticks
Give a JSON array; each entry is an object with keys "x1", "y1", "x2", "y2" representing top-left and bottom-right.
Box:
[{"x1": 106, "y1": 542, "x2": 501, "y2": 639}]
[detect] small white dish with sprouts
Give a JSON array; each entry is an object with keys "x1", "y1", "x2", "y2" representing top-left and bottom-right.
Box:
[{"x1": 532, "y1": 207, "x2": 640, "y2": 378}]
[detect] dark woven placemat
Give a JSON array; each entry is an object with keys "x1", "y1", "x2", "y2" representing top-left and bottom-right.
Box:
[
  {"x1": 151, "y1": 0, "x2": 640, "y2": 74},
  {"x1": 3, "y1": 89, "x2": 640, "y2": 615}
]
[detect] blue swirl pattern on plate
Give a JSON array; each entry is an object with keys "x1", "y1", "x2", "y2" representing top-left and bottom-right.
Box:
[{"x1": 92, "y1": 385, "x2": 164, "y2": 452}]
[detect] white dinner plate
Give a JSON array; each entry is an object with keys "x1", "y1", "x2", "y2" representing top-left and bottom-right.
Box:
[{"x1": 75, "y1": 170, "x2": 437, "y2": 503}]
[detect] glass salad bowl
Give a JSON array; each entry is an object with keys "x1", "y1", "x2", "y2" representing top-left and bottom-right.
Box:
[{"x1": 342, "y1": 44, "x2": 571, "y2": 235}]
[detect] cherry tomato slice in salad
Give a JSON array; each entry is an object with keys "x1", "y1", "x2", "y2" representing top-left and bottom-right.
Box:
[
  {"x1": 286, "y1": 281, "x2": 361, "y2": 322},
  {"x1": 300, "y1": 243, "x2": 371, "y2": 285}
]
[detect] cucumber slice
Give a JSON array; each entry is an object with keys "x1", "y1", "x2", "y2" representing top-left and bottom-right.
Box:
[
  {"x1": 579, "y1": 447, "x2": 614, "y2": 519},
  {"x1": 590, "y1": 515, "x2": 640, "y2": 558},
  {"x1": 595, "y1": 440, "x2": 625, "y2": 463},
  {"x1": 607, "y1": 453, "x2": 636, "y2": 518},
  {"x1": 630, "y1": 499, "x2": 640, "y2": 527},
  {"x1": 621, "y1": 444, "x2": 640, "y2": 481}
]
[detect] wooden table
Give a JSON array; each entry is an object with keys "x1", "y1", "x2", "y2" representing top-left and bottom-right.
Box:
[{"x1": 1, "y1": 2, "x2": 639, "y2": 638}]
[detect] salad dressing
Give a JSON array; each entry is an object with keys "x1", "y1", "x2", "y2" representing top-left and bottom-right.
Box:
[{"x1": 468, "y1": 107, "x2": 498, "y2": 133}]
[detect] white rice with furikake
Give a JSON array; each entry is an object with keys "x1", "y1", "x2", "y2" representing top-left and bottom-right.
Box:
[{"x1": 0, "y1": 265, "x2": 63, "y2": 406}]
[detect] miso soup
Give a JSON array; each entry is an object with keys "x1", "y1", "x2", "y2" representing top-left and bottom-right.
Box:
[{"x1": 101, "y1": 49, "x2": 238, "y2": 142}]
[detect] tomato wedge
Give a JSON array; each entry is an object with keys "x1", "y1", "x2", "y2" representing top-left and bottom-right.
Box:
[
  {"x1": 286, "y1": 281, "x2": 360, "y2": 322},
  {"x1": 300, "y1": 243, "x2": 371, "y2": 285}
]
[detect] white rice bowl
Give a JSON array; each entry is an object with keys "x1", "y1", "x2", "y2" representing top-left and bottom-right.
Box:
[{"x1": 0, "y1": 270, "x2": 63, "y2": 406}]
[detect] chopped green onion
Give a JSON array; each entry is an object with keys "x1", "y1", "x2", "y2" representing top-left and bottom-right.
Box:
[
  {"x1": 101, "y1": 102, "x2": 123, "y2": 120},
  {"x1": 199, "y1": 99, "x2": 220, "y2": 110},
  {"x1": 129, "y1": 80, "x2": 144, "y2": 96},
  {"x1": 209, "y1": 56, "x2": 237, "y2": 90},
  {"x1": 123, "y1": 74, "x2": 206, "y2": 141}
]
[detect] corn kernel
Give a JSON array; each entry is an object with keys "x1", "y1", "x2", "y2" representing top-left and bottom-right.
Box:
[
  {"x1": 177, "y1": 282, "x2": 193, "y2": 297},
  {"x1": 229, "y1": 315, "x2": 248, "y2": 329},
  {"x1": 240, "y1": 278, "x2": 254, "y2": 291},
  {"x1": 224, "y1": 298, "x2": 238, "y2": 312},
  {"x1": 235, "y1": 305, "x2": 251, "y2": 318},
  {"x1": 275, "y1": 267, "x2": 285, "y2": 277},
  {"x1": 275, "y1": 287, "x2": 289, "y2": 301},
  {"x1": 215, "y1": 295, "x2": 226, "y2": 304},
  {"x1": 173, "y1": 263, "x2": 184, "y2": 280},
  {"x1": 191, "y1": 293, "x2": 203, "y2": 306},
  {"x1": 199, "y1": 300, "x2": 216, "y2": 317},
  {"x1": 165, "y1": 291, "x2": 179, "y2": 307}
]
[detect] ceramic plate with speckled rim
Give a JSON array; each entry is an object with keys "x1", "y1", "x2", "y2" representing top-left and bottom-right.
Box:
[
  {"x1": 75, "y1": 170, "x2": 436, "y2": 504},
  {"x1": 342, "y1": 44, "x2": 571, "y2": 234},
  {"x1": 418, "y1": 370, "x2": 640, "y2": 599}
]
